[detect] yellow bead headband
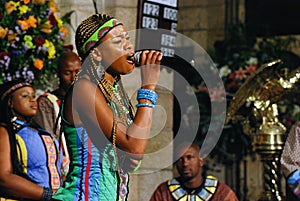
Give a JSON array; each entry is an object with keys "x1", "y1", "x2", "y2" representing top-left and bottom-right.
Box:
[{"x1": 1, "y1": 82, "x2": 31, "y2": 100}]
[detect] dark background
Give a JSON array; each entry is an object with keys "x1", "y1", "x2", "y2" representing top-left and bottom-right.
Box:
[{"x1": 245, "y1": 0, "x2": 300, "y2": 36}]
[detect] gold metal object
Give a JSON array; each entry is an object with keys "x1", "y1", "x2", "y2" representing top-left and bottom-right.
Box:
[{"x1": 225, "y1": 59, "x2": 300, "y2": 201}]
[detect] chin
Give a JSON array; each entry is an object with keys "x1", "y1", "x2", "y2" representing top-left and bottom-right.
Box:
[
  {"x1": 122, "y1": 65, "x2": 134, "y2": 75},
  {"x1": 127, "y1": 66, "x2": 134, "y2": 73}
]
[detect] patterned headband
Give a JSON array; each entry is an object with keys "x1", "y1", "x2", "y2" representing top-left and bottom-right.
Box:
[
  {"x1": 1, "y1": 82, "x2": 32, "y2": 100},
  {"x1": 81, "y1": 18, "x2": 122, "y2": 55}
]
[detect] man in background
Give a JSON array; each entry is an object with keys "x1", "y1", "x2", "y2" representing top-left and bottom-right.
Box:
[
  {"x1": 150, "y1": 142, "x2": 238, "y2": 201},
  {"x1": 33, "y1": 51, "x2": 81, "y2": 177},
  {"x1": 33, "y1": 51, "x2": 81, "y2": 138}
]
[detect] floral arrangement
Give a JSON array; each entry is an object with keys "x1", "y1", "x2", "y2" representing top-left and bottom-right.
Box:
[
  {"x1": 219, "y1": 57, "x2": 258, "y2": 95},
  {"x1": 183, "y1": 23, "x2": 300, "y2": 162},
  {"x1": 0, "y1": 0, "x2": 69, "y2": 86}
]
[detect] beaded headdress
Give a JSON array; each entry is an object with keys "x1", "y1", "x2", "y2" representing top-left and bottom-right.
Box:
[
  {"x1": 75, "y1": 14, "x2": 122, "y2": 60},
  {"x1": 1, "y1": 82, "x2": 31, "y2": 100}
]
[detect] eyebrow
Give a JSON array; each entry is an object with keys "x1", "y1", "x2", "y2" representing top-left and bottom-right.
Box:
[{"x1": 112, "y1": 32, "x2": 129, "y2": 39}]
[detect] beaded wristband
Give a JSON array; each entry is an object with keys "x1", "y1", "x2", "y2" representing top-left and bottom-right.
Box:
[
  {"x1": 41, "y1": 187, "x2": 53, "y2": 201},
  {"x1": 136, "y1": 103, "x2": 155, "y2": 108},
  {"x1": 137, "y1": 88, "x2": 158, "y2": 105}
]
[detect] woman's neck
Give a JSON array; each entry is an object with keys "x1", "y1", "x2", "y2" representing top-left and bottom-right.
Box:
[
  {"x1": 12, "y1": 115, "x2": 30, "y2": 124},
  {"x1": 104, "y1": 72, "x2": 118, "y2": 86},
  {"x1": 12, "y1": 110, "x2": 30, "y2": 123}
]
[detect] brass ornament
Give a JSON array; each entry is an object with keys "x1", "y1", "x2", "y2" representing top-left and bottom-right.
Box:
[{"x1": 225, "y1": 59, "x2": 300, "y2": 201}]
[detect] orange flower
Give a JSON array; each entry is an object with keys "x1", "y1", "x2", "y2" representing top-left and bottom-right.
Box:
[
  {"x1": 22, "y1": 0, "x2": 30, "y2": 4},
  {"x1": 34, "y1": 58, "x2": 43, "y2": 70},
  {"x1": 5, "y1": 1, "x2": 19, "y2": 14},
  {"x1": 7, "y1": 32, "x2": 17, "y2": 41},
  {"x1": 17, "y1": 20, "x2": 29, "y2": 30},
  {"x1": 49, "y1": 0, "x2": 58, "y2": 13},
  {"x1": 27, "y1": 16, "x2": 37, "y2": 28},
  {"x1": 60, "y1": 26, "x2": 68, "y2": 38},
  {"x1": 39, "y1": 20, "x2": 52, "y2": 34},
  {"x1": 0, "y1": 26, "x2": 8, "y2": 39}
]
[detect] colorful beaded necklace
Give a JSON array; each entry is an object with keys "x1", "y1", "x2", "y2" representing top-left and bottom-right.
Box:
[{"x1": 168, "y1": 175, "x2": 219, "y2": 201}]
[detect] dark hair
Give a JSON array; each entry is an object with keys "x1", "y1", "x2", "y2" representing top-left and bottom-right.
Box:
[{"x1": 57, "y1": 51, "x2": 81, "y2": 72}]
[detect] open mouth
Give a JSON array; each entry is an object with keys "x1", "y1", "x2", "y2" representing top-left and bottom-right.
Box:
[{"x1": 127, "y1": 53, "x2": 135, "y2": 64}]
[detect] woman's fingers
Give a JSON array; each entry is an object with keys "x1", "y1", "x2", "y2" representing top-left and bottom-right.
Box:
[{"x1": 140, "y1": 50, "x2": 162, "y2": 65}]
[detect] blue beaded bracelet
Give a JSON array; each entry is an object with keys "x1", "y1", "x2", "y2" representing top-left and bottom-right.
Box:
[
  {"x1": 136, "y1": 103, "x2": 155, "y2": 108},
  {"x1": 137, "y1": 89, "x2": 158, "y2": 105}
]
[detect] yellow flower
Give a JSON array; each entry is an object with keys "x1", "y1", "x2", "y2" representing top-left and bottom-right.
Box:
[
  {"x1": 44, "y1": 40, "x2": 56, "y2": 59},
  {"x1": 0, "y1": 26, "x2": 8, "y2": 39},
  {"x1": 27, "y1": 16, "x2": 37, "y2": 28},
  {"x1": 5, "y1": 1, "x2": 19, "y2": 14},
  {"x1": 49, "y1": 0, "x2": 58, "y2": 13},
  {"x1": 18, "y1": 5, "x2": 30, "y2": 16},
  {"x1": 17, "y1": 19, "x2": 29, "y2": 30},
  {"x1": 34, "y1": 58, "x2": 44, "y2": 70},
  {"x1": 55, "y1": 16, "x2": 63, "y2": 28}
]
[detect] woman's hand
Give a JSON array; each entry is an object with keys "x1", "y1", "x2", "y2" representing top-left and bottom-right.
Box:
[{"x1": 139, "y1": 50, "x2": 163, "y2": 90}]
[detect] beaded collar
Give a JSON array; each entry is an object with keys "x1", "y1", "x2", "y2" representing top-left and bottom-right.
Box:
[
  {"x1": 168, "y1": 175, "x2": 218, "y2": 201},
  {"x1": 11, "y1": 117, "x2": 29, "y2": 131}
]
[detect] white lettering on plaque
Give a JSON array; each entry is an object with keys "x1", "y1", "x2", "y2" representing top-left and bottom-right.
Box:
[
  {"x1": 161, "y1": 47, "x2": 175, "y2": 57},
  {"x1": 142, "y1": 16, "x2": 158, "y2": 29},
  {"x1": 161, "y1": 34, "x2": 175, "y2": 47},
  {"x1": 143, "y1": 3, "x2": 160, "y2": 17},
  {"x1": 163, "y1": 7, "x2": 177, "y2": 21}
]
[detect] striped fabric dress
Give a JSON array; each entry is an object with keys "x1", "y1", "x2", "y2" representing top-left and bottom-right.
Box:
[
  {"x1": 52, "y1": 115, "x2": 129, "y2": 201},
  {"x1": 15, "y1": 126, "x2": 62, "y2": 190}
]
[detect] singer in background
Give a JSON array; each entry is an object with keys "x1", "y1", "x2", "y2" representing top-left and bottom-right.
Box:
[{"x1": 52, "y1": 14, "x2": 162, "y2": 201}]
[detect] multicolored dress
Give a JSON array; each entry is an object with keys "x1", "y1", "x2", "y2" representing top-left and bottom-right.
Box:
[
  {"x1": 1, "y1": 118, "x2": 62, "y2": 201},
  {"x1": 53, "y1": 82, "x2": 132, "y2": 201}
]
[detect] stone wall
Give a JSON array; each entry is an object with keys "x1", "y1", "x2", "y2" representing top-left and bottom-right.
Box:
[{"x1": 177, "y1": 0, "x2": 225, "y2": 51}]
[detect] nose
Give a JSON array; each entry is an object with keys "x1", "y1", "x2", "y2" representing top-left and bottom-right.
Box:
[
  {"x1": 125, "y1": 40, "x2": 133, "y2": 51},
  {"x1": 31, "y1": 95, "x2": 37, "y2": 102},
  {"x1": 182, "y1": 158, "x2": 189, "y2": 167},
  {"x1": 70, "y1": 72, "x2": 76, "y2": 82}
]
